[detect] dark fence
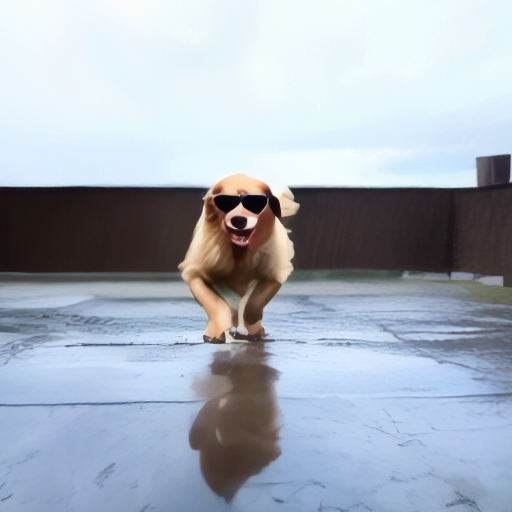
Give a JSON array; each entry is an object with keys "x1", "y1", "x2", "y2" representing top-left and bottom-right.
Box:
[
  {"x1": 454, "y1": 186, "x2": 512, "y2": 277},
  {"x1": 0, "y1": 185, "x2": 511, "y2": 275},
  {"x1": 289, "y1": 188, "x2": 454, "y2": 272}
]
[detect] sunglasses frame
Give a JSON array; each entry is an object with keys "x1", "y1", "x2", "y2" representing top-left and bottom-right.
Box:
[{"x1": 213, "y1": 194, "x2": 269, "y2": 215}]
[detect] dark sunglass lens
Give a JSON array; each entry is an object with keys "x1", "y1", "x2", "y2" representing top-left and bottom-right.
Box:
[
  {"x1": 214, "y1": 195, "x2": 240, "y2": 213},
  {"x1": 242, "y1": 195, "x2": 268, "y2": 214}
]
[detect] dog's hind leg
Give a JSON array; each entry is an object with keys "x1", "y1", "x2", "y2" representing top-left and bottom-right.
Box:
[
  {"x1": 243, "y1": 281, "x2": 281, "y2": 337},
  {"x1": 187, "y1": 277, "x2": 233, "y2": 341}
]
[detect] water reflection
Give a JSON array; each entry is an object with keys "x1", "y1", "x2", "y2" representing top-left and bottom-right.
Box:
[{"x1": 189, "y1": 344, "x2": 281, "y2": 503}]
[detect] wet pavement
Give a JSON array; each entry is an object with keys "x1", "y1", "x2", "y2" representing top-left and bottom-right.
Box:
[{"x1": 1, "y1": 273, "x2": 512, "y2": 512}]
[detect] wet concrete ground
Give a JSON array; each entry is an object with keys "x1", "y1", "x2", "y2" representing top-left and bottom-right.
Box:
[{"x1": 1, "y1": 273, "x2": 511, "y2": 512}]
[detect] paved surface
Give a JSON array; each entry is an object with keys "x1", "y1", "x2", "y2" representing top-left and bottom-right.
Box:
[{"x1": 1, "y1": 274, "x2": 512, "y2": 512}]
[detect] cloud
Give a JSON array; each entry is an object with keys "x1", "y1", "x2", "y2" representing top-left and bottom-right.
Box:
[
  {"x1": 0, "y1": 0, "x2": 510, "y2": 187},
  {"x1": 253, "y1": 148, "x2": 416, "y2": 186}
]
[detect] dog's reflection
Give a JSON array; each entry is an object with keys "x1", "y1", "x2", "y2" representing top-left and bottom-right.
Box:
[{"x1": 189, "y1": 344, "x2": 281, "y2": 503}]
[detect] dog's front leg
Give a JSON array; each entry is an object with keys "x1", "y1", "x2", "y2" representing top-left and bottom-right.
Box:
[
  {"x1": 188, "y1": 277, "x2": 233, "y2": 341},
  {"x1": 243, "y1": 281, "x2": 281, "y2": 337}
]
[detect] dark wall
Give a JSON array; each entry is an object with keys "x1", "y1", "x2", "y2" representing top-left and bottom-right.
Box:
[
  {"x1": 0, "y1": 185, "x2": 510, "y2": 275},
  {"x1": 0, "y1": 188, "x2": 205, "y2": 272},
  {"x1": 453, "y1": 185, "x2": 512, "y2": 276},
  {"x1": 289, "y1": 188, "x2": 453, "y2": 272}
]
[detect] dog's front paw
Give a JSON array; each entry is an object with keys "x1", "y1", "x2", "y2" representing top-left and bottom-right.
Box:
[
  {"x1": 203, "y1": 332, "x2": 226, "y2": 344},
  {"x1": 234, "y1": 323, "x2": 267, "y2": 342},
  {"x1": 205, "y1": 317, "x2": 232, "y2": 339},
  {"x1": 245, "y1": 321, "x2": 265, "y2": 336},
  {"x1": 233, "y1": 331, "x2": 266, "y2": 342}
]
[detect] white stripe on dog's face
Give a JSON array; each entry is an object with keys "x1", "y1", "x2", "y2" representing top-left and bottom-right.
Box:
[
  {"x1": 226, "y1": 216, "x2": 258, "y2": 230},
  {"x1": 245, "y1": 217, "x2": 258, "y2": 229}
]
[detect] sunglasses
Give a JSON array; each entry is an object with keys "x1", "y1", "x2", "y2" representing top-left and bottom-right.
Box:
[{"x1": 213, "y1": 194, "x2": 269, "y2": 215}]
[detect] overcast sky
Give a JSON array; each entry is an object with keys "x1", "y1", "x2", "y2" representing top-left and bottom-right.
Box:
[{"x1": 1, "y1": 0, "x2": 511, "y2": 188}]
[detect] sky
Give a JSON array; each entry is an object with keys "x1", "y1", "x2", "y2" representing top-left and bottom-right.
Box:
[{"x1": 1, "y1": 0, "x2": 511, "y2": 188}]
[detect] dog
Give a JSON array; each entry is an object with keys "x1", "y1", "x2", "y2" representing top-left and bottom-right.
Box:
[{"x1": 179, "y1": 173, "x2": 299, "y2": 343}]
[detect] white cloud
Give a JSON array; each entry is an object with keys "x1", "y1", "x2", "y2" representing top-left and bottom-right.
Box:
[
  {"x1": 253, "y1": 148, "x2": 476, "y2": 188},
  {"x1": 253, "y1": 148, "x2": 416, "y2": 186},
  {"x1": 0, "y1": 0, "x2": 510, "y2": 187}
]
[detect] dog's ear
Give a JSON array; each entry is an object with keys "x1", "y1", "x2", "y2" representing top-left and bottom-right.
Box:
[
  {"x1": 266, "y1": 186, "x2": 299, "y2": 218},
  {"x1": 203, "y1": 194, "x2": 218, "y2": 222},
  {"x1": 273, "y1": 186, "x2": 299, "y2": 218},
  {"x1": 268, "y1": 193, "x2": 282, "y2": 218}
]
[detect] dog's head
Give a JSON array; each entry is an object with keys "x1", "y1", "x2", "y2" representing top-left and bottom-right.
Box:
[{"x1": 203, "y1": 174, "x2": 293, "y2": 250}]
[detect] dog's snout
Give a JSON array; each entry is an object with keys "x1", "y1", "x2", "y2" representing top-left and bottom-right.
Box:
[{"x1": 231, "y1": 216, "x2": 247, "y2": 230}]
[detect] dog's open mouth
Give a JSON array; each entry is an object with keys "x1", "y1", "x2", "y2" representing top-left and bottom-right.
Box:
[{"x1": 226, "y1": 226, "x2": 254, "y2": 247}]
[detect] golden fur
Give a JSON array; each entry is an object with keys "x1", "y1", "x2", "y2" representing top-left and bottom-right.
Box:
[
  {"x1": 179, "y1": 175, "x2": 299, "y2": 285},
  {"x1": 179, "y1": 174, "x2": 299, "y2": 341}
]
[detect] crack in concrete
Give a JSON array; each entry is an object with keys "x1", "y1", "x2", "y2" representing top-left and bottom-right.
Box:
[
  {"x1": 446, "y1": 491, "x2": 481, "y2": 511},
  {"x1": 431, "y1": 423, "x2": 512, "y2": 433},
  {"x1": 378, "y1": 324, "x2": 408, "y2": 343},
  {"x1": 93, "y1": 463, "x2": 115, "y2": 488},
  {"x1": 0, "y1": 400, "x2": 202, "y2": 407},
  {"x1": 382, "y1": 409, "x2": 401, "y2": 434},
  {"x1": 1, "y1": 449, "x2": 41, "y2": 492},
  {"x1": 318, "y1": 501, "x2": 372, "y2": 512},
  {"x1": 7, "y1": 451, "x2": 40, "y2": 470},
  {"x1": 245, "y1": 481, "x2": 297, "y2": 488},
  {"x1": 398, "y1": 439, "x2": 426, "y2": 447},
  {"x1": 65, "y1": 342, "x2": 197, "y2": 347},
  {"x1": 288, "y1": 480, "x2": 327, "y2": 498},
  {"x1": 0, "y1": 335, "x2": 63, "y2": 366},
  {"x1": 318, "y1": 501, "x2": 346, "y2": 512},
  {"x1": 362, "y1": 424, "x2": 401, "y2": 439}
]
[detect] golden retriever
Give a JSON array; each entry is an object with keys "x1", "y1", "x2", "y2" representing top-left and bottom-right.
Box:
[{"x1": 179, "y1": 173, "x2": 299, "y2": 343}]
